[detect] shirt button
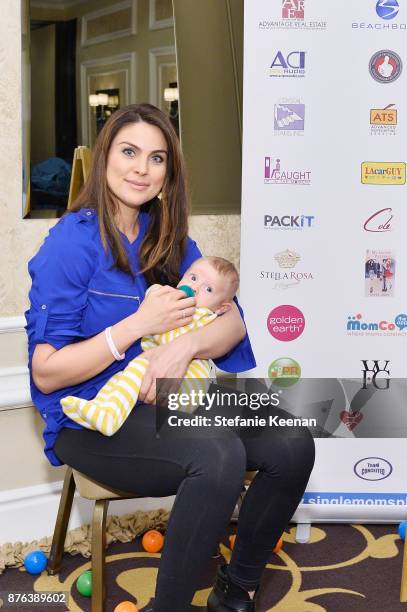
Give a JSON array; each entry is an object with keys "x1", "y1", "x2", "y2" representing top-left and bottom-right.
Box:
[
  {"x1": 86, "y1": 211, "x2": 92, "y2": 216},
  {"x1": 41, "y1": 304, "x2": 47, "y2": 310}
]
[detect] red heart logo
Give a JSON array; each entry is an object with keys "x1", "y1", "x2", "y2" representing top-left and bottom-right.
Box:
[{"x1": 340, "y1": 410, "x2": 363, "y2": 431}]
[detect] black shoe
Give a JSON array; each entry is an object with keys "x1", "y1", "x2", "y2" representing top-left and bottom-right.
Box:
[{"x1": 207, "y1": 564, "x2": 259, "y2": 611}]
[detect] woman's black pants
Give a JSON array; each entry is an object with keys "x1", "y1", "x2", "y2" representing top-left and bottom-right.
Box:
[{"x1": 54, "y1": 397, "x2": 315, "y2": 612}]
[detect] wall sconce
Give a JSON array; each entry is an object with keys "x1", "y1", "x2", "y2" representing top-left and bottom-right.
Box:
[{"x1": 164, "y1": 87, "x2": 179, "y2": 103}]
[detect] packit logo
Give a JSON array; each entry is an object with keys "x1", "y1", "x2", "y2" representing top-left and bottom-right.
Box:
[
  {"x1": 369, "y1": 50, "x2": 402, "y2": 83},
  {"x1": 274, "y1": 104, "x2": 305, "y2": 131},
  {"x1": 376, "y1": 0, "x2": 399, "y2": 20},
  {"x1": 354, "y1": 457, "x2": 393, "y2": 481},
  {"x1": 363, "y1": 208, "x2": 393, "y2": 232},
  {"x1": 264, "y1": 215, "x2": 315, "y2": 230},
  {"x1": 268, "y1": 357, "x2": 301, "y2": 387},
  {"x1": 282, "y1": 0, "x2": 304, "y2": 19},
  {"x1": 267, "y1": 305, "x2": 305, "y2": 341},
  {"x1": 269, "y1": 51, "x2": 306, "y2": 78}
]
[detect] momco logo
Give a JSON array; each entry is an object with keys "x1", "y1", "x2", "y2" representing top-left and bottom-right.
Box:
[
  {"x1": 268, "y1": 357, "x2": 301, "y2": 387},
  {"x1": 370, "y1": 104, "x2": 397, "y2": 136},
  {"x1": 361, "y1": 162, "x2": 406, "y2": 185},
  {"x1": 282, "y1": 0, "x2": 304, "y2": 19},
  {"x1": 347, "y1": 313, "x2": 407, "y2": 336},
  {"x1": 274, "y1": 103, "x2": 305, "y2": 133},
  {"x1": 268, "y1": 51, "x2": 306, "y2": 78},
  {"x1": 364, "y1": 208, "x2": 393, "y2": 232},
  {"x1": 354, "y1": 457, "x2": 393, "y2": 481},
  {"x1": 369, "y1": 50, "x2": 402, "y2": 83},
  {"x1": 264, "y1": 215, "x2": 315, "y2": 230},
  {"x1": 267, "y1": 305, "x2": 305, "y2": 342},
  {"x1": 376, "y1": 0, "x2": 399, "y2": 20},
  {"x1": 264, "y1": 157, "x2": 311, "y2": 185}
]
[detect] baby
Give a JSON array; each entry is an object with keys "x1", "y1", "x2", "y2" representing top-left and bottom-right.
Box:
[{"x1": 61, "y1": 256, "x2": 239, "y2": 435}]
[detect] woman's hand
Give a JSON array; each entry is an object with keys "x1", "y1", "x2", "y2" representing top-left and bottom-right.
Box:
[
  {"x1": 138, "y1": 335, "x2": 196, "y2": 405},
  {"x1": 134, "y1": 286, "x2": 196, "y2": 337}
]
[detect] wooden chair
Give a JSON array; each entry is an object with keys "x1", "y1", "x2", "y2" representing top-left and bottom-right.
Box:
[
  {"x1": 47, "y1": 467, "x2": 257, "y2": 611},
  {"x1": 401, "y1": 539, "x2": 407, "y2": 602}
]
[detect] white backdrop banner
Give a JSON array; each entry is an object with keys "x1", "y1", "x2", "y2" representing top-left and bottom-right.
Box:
[{"x1": 240, "y1": 0, "x2": 407, "y2": 522}]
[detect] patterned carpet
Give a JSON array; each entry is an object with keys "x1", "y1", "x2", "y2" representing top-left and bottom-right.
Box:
[{"x1": 0, "y1": 524, "x2": 405, "y2": 611}]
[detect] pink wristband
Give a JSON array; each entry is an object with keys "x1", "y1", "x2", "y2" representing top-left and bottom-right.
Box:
[{"x1": 105, "y1": 326, "x2": 125, "y2": 360}]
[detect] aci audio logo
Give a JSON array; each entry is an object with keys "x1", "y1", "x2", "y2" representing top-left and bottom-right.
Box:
[
  {"x1": 267, "y1": 305, "x2": 305, "y2": 341},
  {"x1": 268, "y1": 51, "x2": 306, "y2": 78},
  {"x1": 376, "y1": 0, "x2": 399, "y2": 20}
]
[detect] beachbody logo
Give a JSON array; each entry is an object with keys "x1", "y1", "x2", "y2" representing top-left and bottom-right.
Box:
[
  {"x1": 274, "y1": 101, "x2": 305, "y2": 135},
  {"x1": 268, "y1": 51, "x2": 306, "y2": 78},
  {"x1": 259, "y1": 0, "x2": 326, "y2": 30},
  {"x1": 363, "y1": 208, "x2": 393, "y2": 232},
  {"x1": 354, "y1": 457, "x2": 393, "y2": 481},
  {"x1": 376, "y1": 0, "x2": 399, "y2": 20},
  {"x1": 264, "y1": 157, "x2": 311, "y2": 185},
  {"x1": 347, "y1": 313, "x2": 407, "y2": 336},
  {"x1": 370, "y1": 104, "x2": 397, "y2": 136},
  {"x1": 264, "y1": 215, "x2": 315, "y2": 230},
  {"x1": 352, "y1": 0, "x2": 404, "y2": 29},
  {"x1": 361, "y1": 162, "x2": 406, "y2": 185}
]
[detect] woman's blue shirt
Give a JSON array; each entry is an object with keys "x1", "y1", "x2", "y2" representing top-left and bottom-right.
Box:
[{"x1": 24, "y1": 208, "x2": 256, "y2": 466}]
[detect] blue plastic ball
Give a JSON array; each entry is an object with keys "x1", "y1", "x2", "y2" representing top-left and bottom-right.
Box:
[
  {"x1": 24, "y1": 550, "x2": 47, "y2": 575},
  {"x1": 399, "y1": 521, "x2": 406, "y2": 541},
  {"x1": 178, "y1": 285, "x2": 195, "y2": 298}
]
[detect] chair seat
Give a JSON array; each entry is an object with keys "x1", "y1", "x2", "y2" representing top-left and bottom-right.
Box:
[{"x1": 72, "y1": 469, "x2": 139, "y2": 500}]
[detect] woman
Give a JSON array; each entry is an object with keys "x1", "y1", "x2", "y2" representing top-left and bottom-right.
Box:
[{"x1": 25, "y1": 104, "x2": 315, "y2": 611}]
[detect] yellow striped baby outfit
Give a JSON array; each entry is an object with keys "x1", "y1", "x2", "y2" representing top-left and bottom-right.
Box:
[{"x1": 60, "y1": 305, "x2": 216, "y2": 436}]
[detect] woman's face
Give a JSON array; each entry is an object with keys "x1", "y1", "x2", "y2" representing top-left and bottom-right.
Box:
[{"x1": 106, "y1": 121, "x2": 168, "y2": 209}]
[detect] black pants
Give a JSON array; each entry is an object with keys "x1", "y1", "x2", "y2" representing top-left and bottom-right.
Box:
[{"x1": 54, "y1": 400, "x2": 315, "y2": 612}]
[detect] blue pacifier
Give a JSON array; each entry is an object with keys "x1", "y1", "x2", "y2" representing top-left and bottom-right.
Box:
[{"x1": 178, "y1": 285, "x2": 195, "y2": 298}]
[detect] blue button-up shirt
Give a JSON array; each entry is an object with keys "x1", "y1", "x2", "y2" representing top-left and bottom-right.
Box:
[{"x1": 25, "y1": 208, "x2": 256, "y2": 466}]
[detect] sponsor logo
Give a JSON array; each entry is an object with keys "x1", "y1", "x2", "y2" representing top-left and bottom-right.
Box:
[
  {"x1": 264, "y1": 157, "x2": 311, "y2": 185},
  {"x1": 268, "y1": 357, "x2": 301, "y2": 387},
  {"x1": 267, "y1": 305, "x2": 305, "y2": 342},
  {"x1": 260, "y1": 249, "x2": 315, "y2": 289},
  {"x1": 365, "y1": 249, "x2": 395, "y2": 297},
  {"x1": 361, "y1": 359, "x2": 390, "y2": 390},
  {"x1": 361, "y1": 162, "x2": 406, "y2": 185},
  {"x1": 259, "y1": 0, "x2": 326, "y2": 30},
  {"x1": 341, "y1": 410, "x2": 363, "y2": 431},
  {"x1": 369, "y1": 50, "x2": 402, "y2": 83},
  {"x1": 363, "y1": 208, "x2": 393, "y2": 232},
  {"x1": 354, "y1": 457, "x2": 393, "y2": 481},
  {"x1": 268, "y1": 51, "x2": 306, "y2": 78},
  {"x1": 370, "y1": 104, "x2": 397, "y2": 136},
  {"x1": 376, "y1": 0, "x2": 399, "y2": 20},
  {"x1": 264, "y1": 215, "x2": 315, "y2": 230},
  {"x1": 274, "y1": 100, "x2": 305, "y2": 135},
  {"x1": 347, "y1": 313, "x2": 407, "y2": 336}
]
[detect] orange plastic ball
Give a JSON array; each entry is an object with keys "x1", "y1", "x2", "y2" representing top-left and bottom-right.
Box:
[
  {"x1": 273, "y1": 536, "x2": 283, "y2": 553},
  {"x1": 229, "y1": 534, "x2": 236, "y2": 550},
  {"x1": 114, "y1": 602, "x2": 139, "y2": 612},
  {"x1": 142, "y1": 529, "x2": 164, "y2": 553}
]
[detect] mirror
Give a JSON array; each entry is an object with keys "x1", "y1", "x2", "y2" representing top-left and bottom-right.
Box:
[{"x1": 22, "y1": 0, "x2": 178, "y2": 218}]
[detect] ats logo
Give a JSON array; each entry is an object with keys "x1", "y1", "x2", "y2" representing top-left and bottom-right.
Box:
[
  {"x1": 274, "y1": 100, "x2": 305, "y2": 135},
  {"x1": 370, "y1": 104, "x2": 397, "y2": 136},
  {"x1": 361, "y1": 162, "x2": 406, "y2": 185},
  {"x1": 282, "y1": 0, "x2": 304, "y2": 19},
  {"x1": 268, "y1": 51, "x2": 306, "y2": 78}
]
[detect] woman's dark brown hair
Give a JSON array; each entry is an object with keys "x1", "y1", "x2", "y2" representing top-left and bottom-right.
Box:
[{"x1": 71, "y1": 103, "x2": 189, "y2": 285}]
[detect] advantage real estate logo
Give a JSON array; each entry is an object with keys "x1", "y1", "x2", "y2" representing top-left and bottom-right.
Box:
[
  {"x1": 361, "y1": 162, "x2": 406, "y2": 185},
  {"x1": 259, "y1": 0, "x2": 326, "y2": 30}
]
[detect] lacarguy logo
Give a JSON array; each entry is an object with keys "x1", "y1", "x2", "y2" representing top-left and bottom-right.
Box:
[
  {"x1": 370, "y1": 104, "x2": 397, "y2": 136},
  {"x1": 264, "y1": 215, "x2": 315, "y2": 231},
  {"x1": 267, "y1": 305, "x2": 305, "y2": 342},
  {"x1": 363, "y1": 208, "x2": 393, "y2": 232},
  {"x1": 347, "y1": 313, "x2": 407, "y2": 336},
  {"x1": 361, "y1": 162, "x2": 406, "y2": 185},
  {"x1": 260, "y1": 249, "x2": 315, "y2": 289},
  {"x1": 354, "y1": 457, "x2": 393, "y2": 481},
  {"x1": 376, "y1": 0, "x2": 399, "y2": 20},
  {"x1": 268, "y1": 357, "x2": 301, "y2": 387},
  {"x1": 353, "y1": 1, "x2": 404, "y2": 29},
  {"x1": 369, "y1": 50, "x2": 402, "y2": 83},
  {"x1": 259, "y1": 0, "x2": 326, "y2": 30},
  {"x1": 264, "y1": 157, "x2": 311, "y2": 185},
  {"x1": 274, "y1": 100, "x2": 305, "y2": 135},
  {"x1": 268, "y1": 51, "x2": 306, "y2": 78},
  {"x1": 361, "y1": 359, "x2": 390, "y2": 390}
]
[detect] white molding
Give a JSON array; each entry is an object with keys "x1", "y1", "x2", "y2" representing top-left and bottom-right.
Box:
[
  {"x1": 0, "y1": 480, "x2": 175, "y2": 545},
  {"x1": 0, "y1": 315, "x2": 26, "y2": 333},
  {"x1": 149, "y1": 0, "x2": 174, "y2": 30},
  {"x1": 158, "y1": 61, "x2": 177, "y2": 112},
  {"x1": 0, "y1": 366, "x2": 31, "y2": 410},
  {"x1": 80, "y1": 52, "x2": 137, "y2": 146},
  {"x1": 31, "y1": 0, "x2": 86, "y2": 9},
  {"x1": 148, "y1": 46, "x2": 176, "y2": 107},
  {"x1": 81, "y1": 0, "x2": 137, "y2": 47}
]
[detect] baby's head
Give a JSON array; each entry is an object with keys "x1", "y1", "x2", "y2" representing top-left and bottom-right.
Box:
[{"x1": 178, "y1": 256, "x2": 239, "y2": 315}]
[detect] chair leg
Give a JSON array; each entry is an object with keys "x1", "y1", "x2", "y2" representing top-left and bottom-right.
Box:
[
  {"x1": 91, "y1": 499, "x2": 109, "y2": 612},
  {"x1": 47, "y1": 468, "x2": 76, "y2": 575},
  {"x1": 400, "y1": 531, "x2": 407, "y2": 601}
]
